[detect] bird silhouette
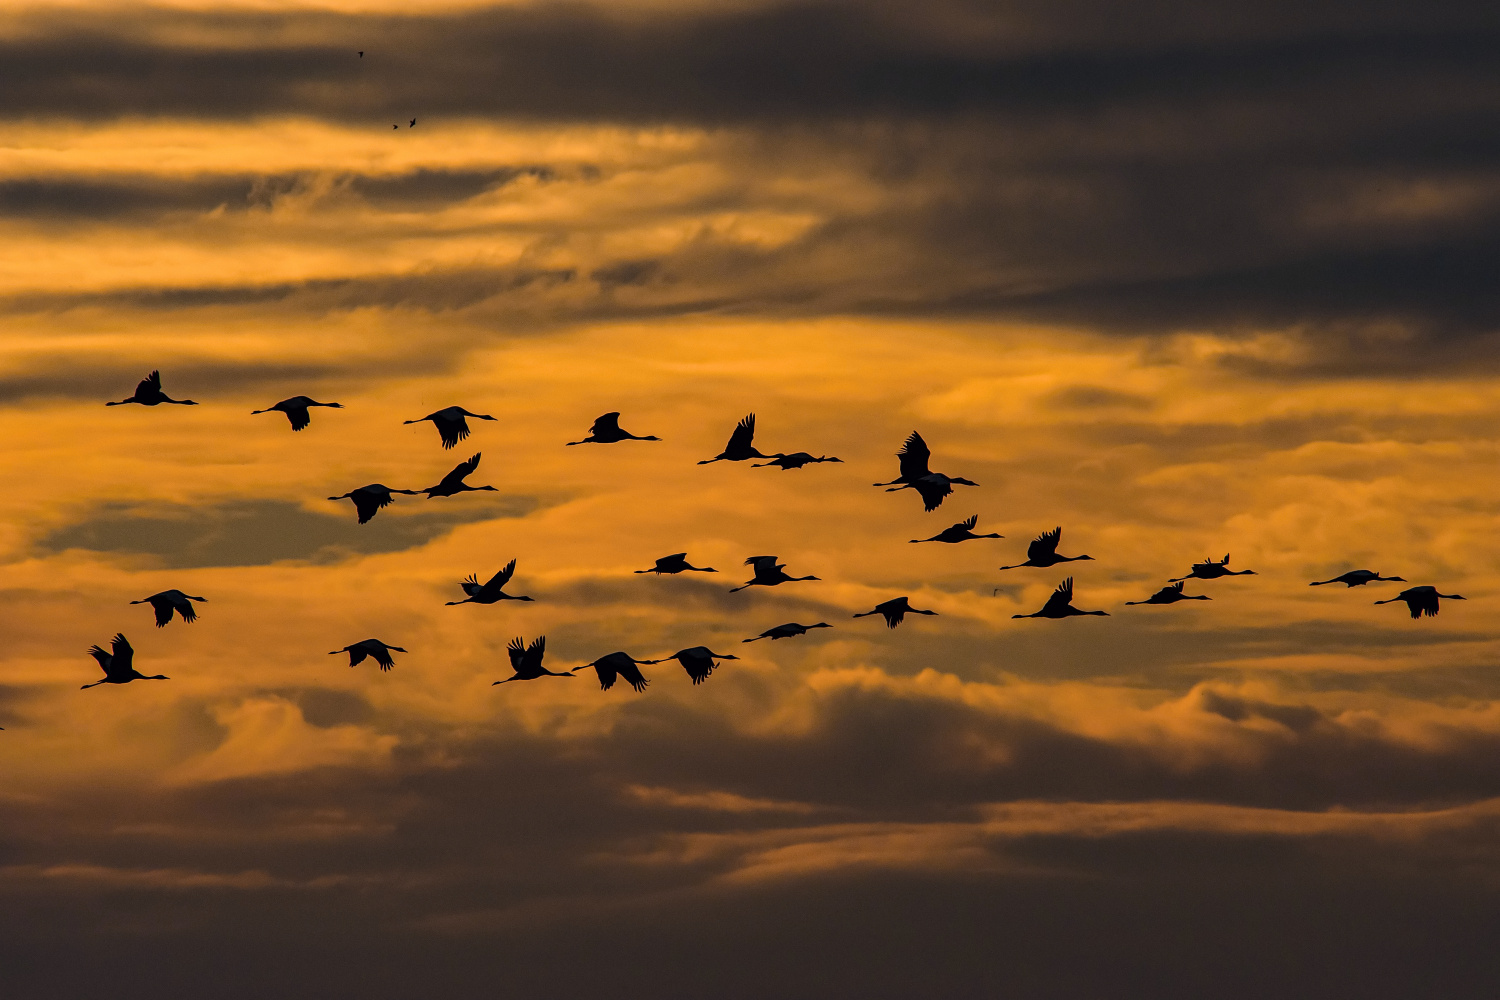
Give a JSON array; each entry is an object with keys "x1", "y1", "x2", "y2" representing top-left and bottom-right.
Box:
[
  {"x1": 409, "y1": 119, "x2": 416, "y2": 127},
  {"x1": 647, "y1": 647, "x2": 739, "y2": 685},
  {"x1": 105, "y1": 370, "x2": 197, "y2": 406},
  {"x1": 446, "y1": 559, "x2": 533, "y2": 605},
  {"x1": 853, "y1": 597, "x2": 938, "y2": 629},
  {"x1": 252, "y1": 396, "x2": 343, "y2": 431},
  {"x1": 874, "y1": 432, "x2": 932, "y2": 488},
  {"x1": 416, "y1": 453, "x2": 498, "y2": 498},
  {"x1": 895, "y1": 473, "x2": 981, "y2": 513},
  {"x1": 744, "y1": 621, "x2": 833, "y2": 642},
  {"x1": 699, "y1": 413, "x2": 772, "y2": 463},
  {"x1": 572, "y1": 652, "x2": 652, "y2": 692},
  {"x1": 329, "y1": 484, "x2": 420, "y2": 524},
  {"x1": 329, "y1": 639, "x2": 406, "y2": 671},
  {"x1": 129, "y1": 589, "x2": 207, "y2": 627},
  {"x1": 81, "y1": 634, "x2": 167, "y2": 688},
  {"x1": 729, "y1": 556, "x2": 820, "y2": 592},
  {"x1": 998, "y1": 527, "x2": 1092, "y2": 569},
  {"x1": 1124, "y1": 581, "x2": 1211, "y2": 606},
  {"x1": 567, "y1": 411, "x2": 660, "y2": 445},
  {"x1": 911, "y1": 515, "x2": 1003, "y2": 544},
  {"x1": 635, "y1": 553, "x2": 716, "y2": 574},
  {"x1": 1013, "y1": 578, "x2": 1109, "y2": 619},
  {"x1": 493, "y1": 636, "x2": 572, "y2": 684},
  {"x1": 1374, "y1": 586, "x2": 1466, "y2": 619},
  {"x1": 875, "y1": 433, "x2": 978, "y2": 511},
  {"x1": 1170, "y1": 554, "x2": 1257, "y2": 582},
  {"x1": 752, "y1": 452, "x2": 843, "y2": 470},
  {"x1": 1310, "y1": 570, "x2": 1406, "y2": 587},
  {"x1": 358, "y1": 51, "x2": 363, "y2": 57},
  {"x1": 404, "y1": 406, "x2": 496, "y2": 449},
  {"x1": 393, "y1": 124, "x2": 398, "y2": 129}
]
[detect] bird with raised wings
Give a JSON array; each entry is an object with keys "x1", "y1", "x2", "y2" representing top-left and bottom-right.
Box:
[
  {"x1": 573, "y1": 652, "x2": 653, "y2": 692},
  {"x1": 81, "y1": 634, "x2": 168, "y2": 688},
  {"x1": 1013, "y1": 578, "x2": 1109, "y2": 619},
  {"x1": 130, "y1": 589, "x2": 207, "y2": 627},
  {"x1": 1124, "y1": 581, "x2": 1210, "y2": 606},
  {"x1": 252, "y1": 396, "x2": 343, "y2": 431},
  {"x1": 328, "y1": 484, "x2": 420, "y2": 524},
  {"x1": 404, "y1": 406, "x2": 496, "y2": 449},
  {"x1": 752, "y1": 452, "x2": 842, "y2": 471},
  {"x1": 875, "y1": 432, "x2": 977, "y2": 512},
  {"x1": 729, "y1": 556, "x2": 820, "y2": 592},
  {"x1": 1374, "y1": 586, "x2": 1466, "y2": 619},
  {"x1": 1169, "y1": 554, "x2": 1256, "y2": 582},
  {"x1": 853, "y1": 597, "x2": 938, "y2": 629},
  {"x1": 699, "y1": 413, "x2": 772, "y2": 464},
  {"x1": 106, "y1": 370, "x2": 197, "y2": 406},
  {"x1": 649, "y1": 647, "x2": 739, "y2": 685},
  {"x1": 744, "y1": 622, "x2": 833, "y2": 642},
  {"x1": 635, "y1": 553, "x2": 716, "y2": 575},
  {"x1": 416, "y1": 453, "x2": 498, "y2": 498},
  {"x1": 493, "y1": 636, "x2": 572, "y2": 684},
  {"x1": 329, "y1": 639, "x2": 407, "y2": 671},
  {"x1": 567, "y1": 411, "x2": 660, "y2": 445},
  {"x1": 447, "y1": 559, "x2": 534, "y2": 605},
  {"x1": 912, "y1": 515, "x2": 1003, "y2": 544},
  {"x1": 998, "y1": 527, "x2": 1092, "y2": 569},
  {"x1": 1310, "y1": 570, "x2": 1406, "y2": 587}
]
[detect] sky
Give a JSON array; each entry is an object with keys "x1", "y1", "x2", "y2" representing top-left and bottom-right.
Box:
[{"x1": 3, "y1": 1, "x2": 1500, "y2": 996}]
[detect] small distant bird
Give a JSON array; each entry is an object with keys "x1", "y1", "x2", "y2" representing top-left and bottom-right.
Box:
[
  {"x1": 743, "y1": 622, "x2": 832, "y2": 642},
  {"x1": 416, "y1": 453, "x2": 498, "y2": 498},
  {"x1": 573, "y1": 652, "x2": 652, "y2": 692},
  {"x1": 1013, "y1": 578, "x2": 1109, "y2": 619},
  {"x1": 329, "y1": 483, "x2": 420, "y2": 524},
  {"x1": 635, "y1": 553, "x2": 716, "y2": 574},
  {"x1": 1310, "y1": 570, "x2": 1406, "y2": 587},
  {"x1": 404, "y1": 406, "x2": 496, "y2": 449},
  {"x1": 392, "y1": 124, "x2": 398, "y2": 129},
  {"x1": 409, "y1": 119, "x2": 416, "y2": 127},
  {"x1": 81, "y1": 634, "x2": 167, "y2": 689},
  {"x1": 329, "y1": 639, "x2": 407, "y2": 671},
  {"x1": 752, "y1": 453, "x2": 842, "y2": 470},
  {"x1": 699, "y1": 413, "x2": 772, "y2": 464},
  {"x1": 105, "y1": 370, "x2": 197, "y2": 406},
  {"x1": 130, "y1": 589, "x2": 207, "y2": 627},
  {"x1": 1124, "y1": 581, "x2": 1211, "y2": 606},
  {"x1": 493, "y1": 636, "x2": 572, "y2": 684},
  {"x1": 729, "y1": 555, "x2": 819, "y2": 592},
  {"x1": 649, "y1": 647, "x2": 739, "y2": 685},
  {"x1": 567, "y1": 412, "x2": 660, "y2": 445},
  {"x1": 1374, "y1": 586, "x2": 1466, "y2": 619},
  {"x1": 998, "y1": 527, "x2": 1092, "y2": 569},
  {"x1": 446, "y1": 559, "x2": 533, "y2": 605},
  {"x1": 854, "y1": 597, "x2": 938, "y2": 629},
  {"x1": 1170, "y1": 554, "x2": 1257, "y2": 582},
  {"x1": 911, "y1": 515, "x2": 1003, "y2": 544},
  {"x1": 358, "y1": 51, "x2": 363, "y2": 57},
  {"x1": 252, "y1": 396, "x2": 343, "y2": 431}
]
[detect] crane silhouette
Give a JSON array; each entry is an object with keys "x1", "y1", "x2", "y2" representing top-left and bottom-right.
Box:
[
  {"x1": 329, "y1": 484, "x2": 420, "y2": 524},
  {"x1": 699, "y1": 413, "x2": 772, "y2": 464},
  {"x1": 647, "y1": 647, "x2": 739, "y2": 685},
  {"x1": 853, "y1": 597, "x2": 938, "y2": 629},
  {"x1": 81, "y1": 634, "x2": 168, "y2": 688},
  {"x1": 999, "y1": 528, "x2": 1092, "y2": 569},
  {"x1": 1374, "y1": 586, "x2": 1466, "y2": 619},
  {"x1": 911, "y1": 515, "x2": 1003, "y2": 544},
  {"x1": 105, "y1": 370, "x2": 196, "y2": 406},
  {"x1": 447, "y1": 559, "x2": 534, "y2": 605},
  {"x1": 874, "y1": 432, "x2": 932, "y2": 488},
  {"x1": 744, "y1": 622, "x2": 833, "y2": 642},
  {"x1": 875, "y1": 432, "x2": 977, "y2": 511},
  {"x1": 329, "y1": 639, "x2": 407, "y2": 671},
  {"x1": 404, "y1": 406, "x2": 496, "y2": 449},
  {"x1": 416, "y1": 453, "x2": 498, "y2": 498},
  {"x1": 1170, "y1": 554, "x2": 1257, "y2": 582},
  {"x1": 635, "y1": 553, "x2": 716, "y2": 575},
  {"x1": 1124, "y1": 581, "x2": 1211, "y2": 606},
  {"x1": 729, "y1": 556, "x2": 820, "y2": 592},
  {"x1": 493, "y1": 636, "x2": 572, "y2": 684},
  {"x1": 567, "y1": 412, "x2": 660, "y2": 445},
  {"x1": 1310, "y1": 570, "x2": 1406, "y2": 587},
  {"x1": 573, "y1": 652, "x2": 653, "y2": 692},
  {"x1": 130, "y1": 589, "x2": 207, "y2": 627},
  {"x1": 1013, "y1": 578, "x2": 1109, "y2": 619},
  {"x1": 752, "y1": 453, "x2": 842, "y2": 470},
  {"x1": 252, "y1": 396, "x2": 343, "y2": 431}
]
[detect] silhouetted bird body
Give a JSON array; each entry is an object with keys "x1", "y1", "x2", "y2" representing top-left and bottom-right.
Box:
[
  {"x1": 573, "y1": 652, "x2": 652, "y2": 692},
  {"x1": 1310, "y1": 570, "x2": 1406, "y2": 587},
  {"x1": 418, "y1": 453, "x2": 498, "y2": 498},
  {"x1": 106, "y1": 370, "x2": 196, "y2": 406},
  {"x1": 729, "y1": 555, "x2": 820, "y2": 592},
  {"x1": 409, "y1": 119, "x2": 416, "y2": 127},
  {"x1": 404, "y1": 406, "x2": 496, "y2": 449},
  {"x1": 329, "y1": 483, "x2": 419, "y2": 524},
  {"x1": 1013, "y1": 578, "x2": 1109, "y2": 619},
  {"x1": 1375, "y1": 586, "x2": 1465, "y2": 619},
  {"x1": 999, "y1": 528, "x2": 1093, "y2": 569},
  {"x1": 567, "y1": 411, "x2": 660, "y2": 445},
  {"x1": 853, "y1": 597, "x2": 938, "y2": 629},
  {"x1": 1170, "y1": 554, "x2": 1257, "y2": 582},
  {"x1": 81, "y1": 634, "x2": 167, "y2": 688},
  {"x1": 330, "y1": 639, "x2": 407, "y2": 671},
  {"x1": 1124, "y1": 581, "x2": 1210, "y2": 606},
  {"x1": 752, "y1": 452, "x2": 842, "y2": 470},
  {"x1": 699, "y1": 413, "x2": 771, "y2": 463},
  {"x1": 635, "y1": 553, "x2": 716, "y2": 574},
  {"x1": 744, "y1": 622, "x2": 832, "y2": 642},
  {"x1": 447, "y1": 559, "x2": 533, "y2": 605},
  {"x1": 649, "y1": 647, "x2": 738, "y2": 684},
  {"x1": 252, "y1": 395, "x2": 343, "y2": 431},
  {"x1": 874, "y1": 432, "x2": 932, "y2": 488},
  {"x1": 912, "y1": 515, "x2": 1003, "y2": 544},
  {"x1": 892, "y1": 472, "x2": 980, "y2": 512},
  {"x1": 493, "y1": 636, "x2": 572, "y2": 684},
  {"x1": 876, "y1": 433, "x2": 977, "y2": 511},
  {"x1": 130, "y1": 589, "x2": 207, "y2": 627}
]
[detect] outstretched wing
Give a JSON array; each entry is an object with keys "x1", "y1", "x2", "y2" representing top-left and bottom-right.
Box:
[
  {"x1": 525, "y1": 636, "x2": 546, "y2": 670},
  {"x1": 957, "y1": 515, "x2": 978, "y2": 531},
  {"x1": 912, "y1": 475, "x2": 952, "y2": 512},
  {"x1": 896, "y1": 432, "x2": 931, "y2": 481},
  {"x1": 88, "y1": 645, "x2": 111, "y2": 670},
  {"x1": 1166, "y1": 581, "x2": 1185, "y2": 595},
  {"x1": 175, "y1": 596, "x2": 198, "y2": 624},
  {"x1": 371, "y1": 645, "x2": 396, "y2": 671},
  {"x1": 351, "y1": 492, "x2": 386, "y2": 524},
  {"x1": 137, "y1": 370, "x2": 162, "y2": 395},
  {"x1": 726, "y1": 413, "x2": 756, "y2": 452},
  {"x1": 617, "y1": 660, "x2": 650, "y2": 692},
  {"x1": 590, "y1": 412, "x2": 622, "y2": 436},
  {"x1": 436, "y1": 414, "x2": 469, "y2": 449},
  {"x1": 744, "y1": 555, "x2": 778, "y2": 570},
  {"x1": 484, "y1": 559, "x2": 518, "y2": 591},
  {"x1": 285, "y1": 406, "x2": 312, "y2": 431},
  {"x1": 1028, "y1": 528, "x2": 1062, "y2": 562},
  {"x1": 150, "y1": 597, "x2": 173, "y2": 627},
  {"x1": 679, "y1": 649, "x2": 716, "y2": 684},
  {"x1": 438, "y1": 453, "x2": 482, "y2": 489},
  {"x1": 1040, "y1": 578, "x2": 1074, "y2": 614},
  {"x1": 507, "y1": 637, "x2": 526, "y2": 670},
  {"x1": 347, "y1": 646, "x2": 369, "y2": 667},
  {"x1": 110, "y1": 634, "x2": 134, "y2": 672}
]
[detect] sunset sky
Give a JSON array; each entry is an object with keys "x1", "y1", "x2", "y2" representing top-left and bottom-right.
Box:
[{"x1": 4, "y1": 1, "x2": 1500, "y2": 996}]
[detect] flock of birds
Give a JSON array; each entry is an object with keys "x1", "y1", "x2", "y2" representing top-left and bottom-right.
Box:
[{"x1": 75, "y1": 369, "x2": 1469, "y2": 695}]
